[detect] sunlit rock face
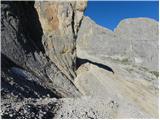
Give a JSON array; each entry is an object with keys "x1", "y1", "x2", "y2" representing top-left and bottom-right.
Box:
[
  {"x1": 115, "y1": 18, "x2": 158, "y2": 71},
  {"x1": 76, "y1": 16, "x2": 158, "y2": 118},
  {"x1": 77, "y1": 17, "x2": 158, "y2": 71},
  {"x1": 35, "y1": 1, "x2": 87, "y2": 81}
]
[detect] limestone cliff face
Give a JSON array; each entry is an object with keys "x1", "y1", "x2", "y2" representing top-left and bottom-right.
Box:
[{"x1": 35, "y1": 1, "x2": 87, "y2": 80}]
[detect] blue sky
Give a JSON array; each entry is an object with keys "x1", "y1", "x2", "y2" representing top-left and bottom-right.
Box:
[{"x1": 84, "y1": 1, "x2": 159, "y2": 30}]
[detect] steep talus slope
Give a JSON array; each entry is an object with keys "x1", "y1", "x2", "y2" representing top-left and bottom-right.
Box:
[
  {"x1": 1, "y1": 1, "x2": 159, "y2": 119},
  {"x1": 53, "y1": 97, "x2": 119, "y2": 119}
]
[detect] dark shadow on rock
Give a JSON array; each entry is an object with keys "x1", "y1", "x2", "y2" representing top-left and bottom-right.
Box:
[
  {"x1": 1, "y1": 53, "x2": 23, "y2": 71},
  {"x1": 1, "y1": 71, "x2": 61, "y2": 99},
  {"x1": 1, "y1": 1, "x2": 44, "y2": 54},
  {"x1": 76, "y1": 58, "x2": 114, "y2": 74},
  {"x1": 10, "y1": 70, "x2": 60, "y2": 98},
  {"x1": 17, "y1": 1, "x2": 45, "y2": 54},
  {"x1": 1, "y1": 102, "x2": 56, "y2": 119},
  {"x1": 1, "y1": 53, "x2": 60, "y2": 99}
]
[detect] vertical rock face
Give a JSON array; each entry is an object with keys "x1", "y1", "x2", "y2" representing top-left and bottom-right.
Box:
[
  {"x1": 1, "y1": 1, "x2": 87, "y2": 98},
  {"x1": 35, "y1": 1, "x2": 87, "y2": 81},
  {"x1": 1, "y1": 1, "x2": 43, "y2": 68}
]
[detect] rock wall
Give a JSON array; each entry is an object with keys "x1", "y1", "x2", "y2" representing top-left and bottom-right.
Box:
[
  {"x1": 1, "y1": 1, "x2": 87, "y2": 98},
  {"x1": 75, "y1": 16, "x2": 158, "y2": 118},
  {"x1": 77, "y1": 17, "x2": 158, "y2": 71},
  {"x1": 115, "y1": 18, "x2": 158, "y2": 71},
  {"x1": 35, "y1": 1, "x2": 87, "y2": 80}
]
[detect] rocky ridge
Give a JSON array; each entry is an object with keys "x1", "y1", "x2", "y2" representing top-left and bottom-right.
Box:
[{"x1": 77, "y1": 16, "x2": 158, "y2": 71}]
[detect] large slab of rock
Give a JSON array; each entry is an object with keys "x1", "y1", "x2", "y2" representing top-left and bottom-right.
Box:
[
  {"x1": 77, "y1": 17, "x2": 158, "y2": 71},
  {"x1": 75, "y1": 60, "x2": 158, "y2": 118},
  {"x1": 35, "y1": 1, "x2": 87, "y2": 80}
]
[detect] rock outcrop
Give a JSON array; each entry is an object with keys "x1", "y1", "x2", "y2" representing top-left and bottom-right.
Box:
[
  {"x1": 35, "y1": 1, "x2": 87, "y2": 80},
  {"x1": 1, "y1": 1, "x2": 86, "y2": 100},
  {"x1": 75, "y1": 16, "x2": 159, "y2": 118},
  {"x1": 77, "y1": 17, "x2": 158, "y2": 71}
]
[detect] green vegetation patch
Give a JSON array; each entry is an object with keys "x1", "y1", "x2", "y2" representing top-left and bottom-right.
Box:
[
  {"x1": 150, "y1": 71, "x2": 159, "y2": 78},
  {"x1": 111, "y1": 57, "x2": 130, "y2": 65}
]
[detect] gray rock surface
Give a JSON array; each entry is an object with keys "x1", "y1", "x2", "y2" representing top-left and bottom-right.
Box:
[
  {"x1": 76, "y1": 16, "x2": 159, "y2": 118},
  {"x1": 1, "y1": 97, "x2": 118, "y2": 119},
  {"x1": 1, "y1": 1, "x2": 82, "y2": 99},
  {"x1": 77, "y1": 17, "x2": 158, "y2": 71},
  {"x1": 54, "y1": 97, "x2": 119, "y2": 119},
  {"x1": 1, "y1": 98, "x2": 58, "y2": 119},
  {"x1": 35, "y1": 1, "x2": 87, "y2": 80},
  {"x1": 75, "y1": 60, "x2": 158, "y2": 118}
]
